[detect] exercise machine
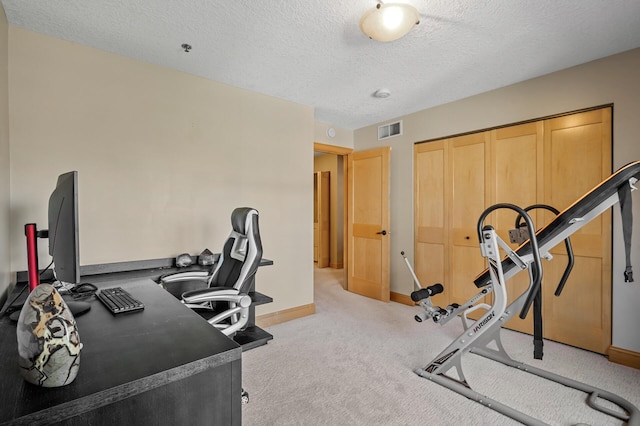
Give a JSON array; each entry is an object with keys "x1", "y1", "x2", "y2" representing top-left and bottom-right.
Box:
[{"x1": 409, "y1": 160, "x2": 640, "y2": 425}]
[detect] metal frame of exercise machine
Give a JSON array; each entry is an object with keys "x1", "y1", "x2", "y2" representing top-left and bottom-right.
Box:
[{"x1": 409, "y1": 160, "x2": 640, "y2": 426}]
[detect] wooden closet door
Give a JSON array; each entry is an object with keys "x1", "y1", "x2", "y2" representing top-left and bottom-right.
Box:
[
  {"x1": 542, "y1": 108, "x2": 612, "y2": 353},
  {"x1": 449, "y1": 133, "x2": 491, "y2": 307},
  {"x1": 412, "y1": 107, "x2": 611, "y2": 354},
  {"x1": 490, "y1": 122, "x2": 544, "y2": 334},
  {"x1": 414, "y1": 141, "x2": 449, "y2": 307}
]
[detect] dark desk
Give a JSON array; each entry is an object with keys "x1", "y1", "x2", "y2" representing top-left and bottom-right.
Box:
[
  {"x1": 13, "y1": 256, "x2": 275, "y2": 351},
  {"x1": 0, "y1": 278, "x2": 241, "y2": 426}
]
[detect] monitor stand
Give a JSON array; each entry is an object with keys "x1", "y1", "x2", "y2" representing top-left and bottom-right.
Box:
[{"x1": 23, "y1": 224, "x2": 91, "y2": 318}]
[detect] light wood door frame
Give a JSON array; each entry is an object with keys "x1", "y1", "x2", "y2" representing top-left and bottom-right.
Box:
[{"x1": 314, "y1": 143, "x2": 352, "y2": 289}]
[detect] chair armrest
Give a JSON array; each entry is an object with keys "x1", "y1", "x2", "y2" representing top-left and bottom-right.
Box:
[
  {"x1": 159, "y1": 270, "x2": 210, "y2": 283},
  {"x1": 206, "y1": 294, "x2": 253, "y2": 336},
  {"x1": 182, "y1": 288, "x2": 240, "y2": 304},
  {"x1": 204, "y1": 293, "x2": 252, "y2": 308}
]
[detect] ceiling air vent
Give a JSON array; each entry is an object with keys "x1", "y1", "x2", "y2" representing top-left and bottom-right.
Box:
[{"x1": 378, "y1": 120, "x2": 402, "y2": 140}]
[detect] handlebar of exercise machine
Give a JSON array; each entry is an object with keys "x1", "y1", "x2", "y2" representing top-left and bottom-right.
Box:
[
  {"x1": 476, "y1": 203, "x2": 543, "y2": 320},
  {"x1": 513, "y1": 204, "x2": 575, "y2": 297}
]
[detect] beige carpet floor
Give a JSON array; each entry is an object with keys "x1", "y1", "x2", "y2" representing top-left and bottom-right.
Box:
[{"x1": 242, "y1": 266, "x2": 640, "y2": 425}]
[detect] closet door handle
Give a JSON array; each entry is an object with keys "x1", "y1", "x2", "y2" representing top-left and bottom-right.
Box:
[{"x1": 377, "y1": 230, "x2": 388, "y2": 236}]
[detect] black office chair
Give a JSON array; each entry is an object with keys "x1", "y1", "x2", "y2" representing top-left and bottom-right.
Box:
[{"x1": 160, "y1": 207, "x2": 263, "y2": 336}]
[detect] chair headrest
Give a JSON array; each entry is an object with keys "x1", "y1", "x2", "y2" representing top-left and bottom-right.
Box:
[
  {"x1": 229, "y1": 207, "x2": 259, "y2": 262},
  {"x1": 231, "y1": 207, "x2": 258, "y2": 235}
]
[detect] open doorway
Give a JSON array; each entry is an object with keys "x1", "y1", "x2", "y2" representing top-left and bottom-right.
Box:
[
  {"x1": 313, "y1": 143, "x2": 352, "y2": 290},
  {"x1": 314, "y1": 171, "x2": 330, "y2": 268}
]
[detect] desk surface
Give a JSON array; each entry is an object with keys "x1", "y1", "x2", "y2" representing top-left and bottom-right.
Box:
[{"x1": 0, "y1": 278, "x2": 241, "y2": 425}]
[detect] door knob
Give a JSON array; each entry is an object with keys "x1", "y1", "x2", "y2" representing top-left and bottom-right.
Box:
[{"x1": 376, "y1": 230, "x2": 387, "y2": 236}]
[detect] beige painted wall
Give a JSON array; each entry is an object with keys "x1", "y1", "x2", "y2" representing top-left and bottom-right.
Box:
[
  {"x1": 314, "y1": 122, "x2": 353, "y2": 148},
  {"x1": 354, "y1": 47, "x2": 640, "y2": 352},
  {"x1": 0, "y1": 7, "x2": 9, "y2": 305},
  {"x1": 7, "y1": 27, "x2": 314, "y2": 316}
]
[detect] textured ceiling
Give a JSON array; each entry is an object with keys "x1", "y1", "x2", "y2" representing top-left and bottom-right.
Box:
[{"x1": 2, "y1": 0, "x2": 640, "y2": 130}]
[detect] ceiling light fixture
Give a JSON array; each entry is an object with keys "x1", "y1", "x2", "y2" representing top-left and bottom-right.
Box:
[{"x1": 359, "y1": 2, "x2": 420, "y2": 42}]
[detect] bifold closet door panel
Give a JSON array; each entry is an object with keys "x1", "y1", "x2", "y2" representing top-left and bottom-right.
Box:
[
  {"x1": 543, "y1": 109, "x2": 611, "y2": 259},
  {"x1": 542, "y1": 108, "x2": 612, "y2": 354},
  {"x1": 490, "y1": 122, "x2": 543, "y2": 335},
  {"x1": 414, "y1": 141, "x2": 449, "y2": 307},
  {"x1": 448, "y1": 133, "x2": 491, "y2": 310}
]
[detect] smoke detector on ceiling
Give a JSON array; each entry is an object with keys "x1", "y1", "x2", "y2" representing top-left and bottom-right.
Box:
[{"x1": 374, "y1": 89, "x2": 391, "y2": 98}]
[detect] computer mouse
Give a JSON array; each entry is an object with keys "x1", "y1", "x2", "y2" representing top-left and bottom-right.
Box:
[
  {"x1": 74, "y1": 283, "x2": 98, "y2": 294},
  {"x1": 65, "y1": 301, "x2": 91, "y2": 317}
]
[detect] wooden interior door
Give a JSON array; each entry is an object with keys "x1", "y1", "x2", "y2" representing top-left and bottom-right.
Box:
[
  {"x1": 542, "y1": 108, "x2": 612, "y2": 353},
  {"x1": 347, "y1": 147, "x2": 390, "y2": 302},
  {"x1": 313, "y1": 174, "x2": 318, "y2": 263},
  {"x1": 315, "y1": 171, "x2": 330, "y2": 268}
]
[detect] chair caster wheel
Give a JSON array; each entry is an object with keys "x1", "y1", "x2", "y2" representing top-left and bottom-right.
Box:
[{"x1": 241, "y1": 389, "x2": 249, "y2": 405}]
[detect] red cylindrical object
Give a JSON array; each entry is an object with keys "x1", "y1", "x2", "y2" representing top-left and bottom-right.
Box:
[{"x1": 24, "y1": 223, "x2": 40, "y2": 291}]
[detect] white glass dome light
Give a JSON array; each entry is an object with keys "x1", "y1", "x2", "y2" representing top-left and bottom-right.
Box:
[{"x1": 359, "y1": 3, "x2": 420, "y2": 42}]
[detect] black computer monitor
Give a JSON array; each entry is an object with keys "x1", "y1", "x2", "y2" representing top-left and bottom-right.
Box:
[{"x1": 47, "y1": 171, "x2": 80, "y2": 285}]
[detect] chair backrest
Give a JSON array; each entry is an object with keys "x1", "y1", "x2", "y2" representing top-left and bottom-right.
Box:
[{"x1": 208, "y1": 207, "x2": 263, "y2": 293}]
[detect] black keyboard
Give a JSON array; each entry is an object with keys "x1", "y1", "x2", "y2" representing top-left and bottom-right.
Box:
[{"x1": 97, "y1": 287, "x2": 145, "y2": 315}]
